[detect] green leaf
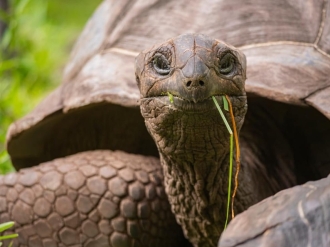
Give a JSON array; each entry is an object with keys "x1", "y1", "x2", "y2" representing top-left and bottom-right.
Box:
[
  {"x1": 0, "y1": 222, "x2": 14, "y2": 233},
  {"x1": 0, "y1": 222, "x2": 18, "y2": 242},
  {"x1": 212, "y1": 96, "x2": 232, "y2": 134},
  {"x1": 212, "y1": 96, "x2": 234, "y2": 229},
  {"x1": 222, "y1": 95, "x2": 229, "y2": 111},
  {"x1": 224, "y1": 134, "x2": 233, "y2": 229},
  {"x1": 0, "y1": 234, "x2": 19, "y2": 241},
  {"x1": 167, "y1": 92, "x2": 174, "y2": 104}
]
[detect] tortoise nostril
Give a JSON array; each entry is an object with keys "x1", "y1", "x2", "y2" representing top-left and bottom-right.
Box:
[{"x1": 186, "y1": 80, "x2": 205, "y2": 88}]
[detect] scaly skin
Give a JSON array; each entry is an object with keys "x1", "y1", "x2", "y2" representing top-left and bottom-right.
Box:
[
  {"x1": 0, "y1": 150, "x2": 191, "y2": 247},
  {"x1": 140, "y1": 97, "x2": 255, "y2": 247}
]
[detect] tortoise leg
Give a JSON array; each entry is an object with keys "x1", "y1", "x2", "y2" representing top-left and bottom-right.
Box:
[
  {"x1": 218, "y1": 175, "x2": 330, "y2": 247},
  {"x1": 0, "y1": 150, "x2": 191, "y2": 247}
]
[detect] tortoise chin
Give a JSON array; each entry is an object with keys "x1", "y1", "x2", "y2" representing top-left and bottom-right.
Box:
[{"x1": 139, "y1": 94, "x2": 247, "y2": 164}]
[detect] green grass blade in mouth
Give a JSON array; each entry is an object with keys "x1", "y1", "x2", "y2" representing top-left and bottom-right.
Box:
[
  {"x1": 225, "y1": 95, "x2": 241, "y2": 220},
  {"x1": 212, "y1": 96, "x2": 232, "y2": 134},
  {"x1": 222, "y1": 95, "x2": 229, "y2": 111},
  {"x1": 224, "y1": 134, "x2": 234, "y2": 229},
  {"x1": 212, "y1": 96, "x2": 233, "y2": 229},
  {"x1": 167, "y1": 92, "x2": 174, "y2": 103}
]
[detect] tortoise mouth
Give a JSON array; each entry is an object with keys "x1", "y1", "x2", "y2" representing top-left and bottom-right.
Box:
[{"x1": 141, "y1": 94, "x2": 247, "y2": 112}]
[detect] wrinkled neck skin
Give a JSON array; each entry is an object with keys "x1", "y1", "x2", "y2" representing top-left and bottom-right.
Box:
[{"x1": 140, "y1": 96, "x2": 254, "y2": 247}]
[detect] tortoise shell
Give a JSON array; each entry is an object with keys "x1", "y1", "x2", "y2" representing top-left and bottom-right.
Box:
[{"x1": 6, "y1": 0, "x2": 330, "y2": 173}]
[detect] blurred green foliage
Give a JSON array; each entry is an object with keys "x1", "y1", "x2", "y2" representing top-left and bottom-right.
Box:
[{"x1": 0, "y1": 0, "x2": 103, "y2": 174}]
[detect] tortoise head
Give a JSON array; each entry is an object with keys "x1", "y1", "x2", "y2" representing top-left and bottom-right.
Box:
[
  {"x1": 136, "y1": 33, "x2": 246, "y2": 105},
  {"x1": 135, "y1": 33, "x2": 247, "y2": 154}
]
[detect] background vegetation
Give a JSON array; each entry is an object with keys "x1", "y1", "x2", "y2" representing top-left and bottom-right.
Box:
[{"x1": 0, "y1": 0, "x2": 102, "y2": 174}]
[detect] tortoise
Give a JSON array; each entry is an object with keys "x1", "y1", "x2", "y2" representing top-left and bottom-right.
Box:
[{"x1": 1, "y1": 0, "x2": 330, "y2": 246}]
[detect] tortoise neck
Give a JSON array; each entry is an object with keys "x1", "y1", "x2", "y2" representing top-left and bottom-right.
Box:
[
  {"x1": 140, "y1": 98, "x2": 251, "y2": 247},
  {"x1": 160, "y1": 151, "x2": 231, "y2": 247},
  {"x1": 159, "y1": 143, "x2": 260, "y2": 247},
  {"x1": 148, "y1": 119, "x2": 254, "y2": 247}
]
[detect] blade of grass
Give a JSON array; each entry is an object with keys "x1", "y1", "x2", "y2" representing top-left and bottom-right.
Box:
[
  {"x1": 212, "y1": 96, "x2": 233, "y2": 230},
  {"x1": 0, "y1": 222, "x2": 14, "y2": 233},
  {"x1": 222, "y1": 95, "x2": 229, "y2": 111},
  {"x1": 0, "y1": 234, "x2": 18, "y2": 241},
  {"x1": 0, "y1": 222, "x2": 18, "y2": 244},
  {"x1": 212, "y1": 96, "x2": 232, "y2": 134},
  {"x1": 224, "y1": 134, "x2": 233, "y2": 229},
  {"x1": 225, "y1": 95, "x2": 241, "y2": 219},
  {"x1": 167, "y1": 92, "x2": 174, "y2": 103}
]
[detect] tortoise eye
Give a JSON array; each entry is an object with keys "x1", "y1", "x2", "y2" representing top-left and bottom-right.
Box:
[
  {"x1": 152, "y1": 53, "x2": 171, "y2": 75},
  {"x1": 219, "y1": 53, "x2": 236, "y2": 75}
]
